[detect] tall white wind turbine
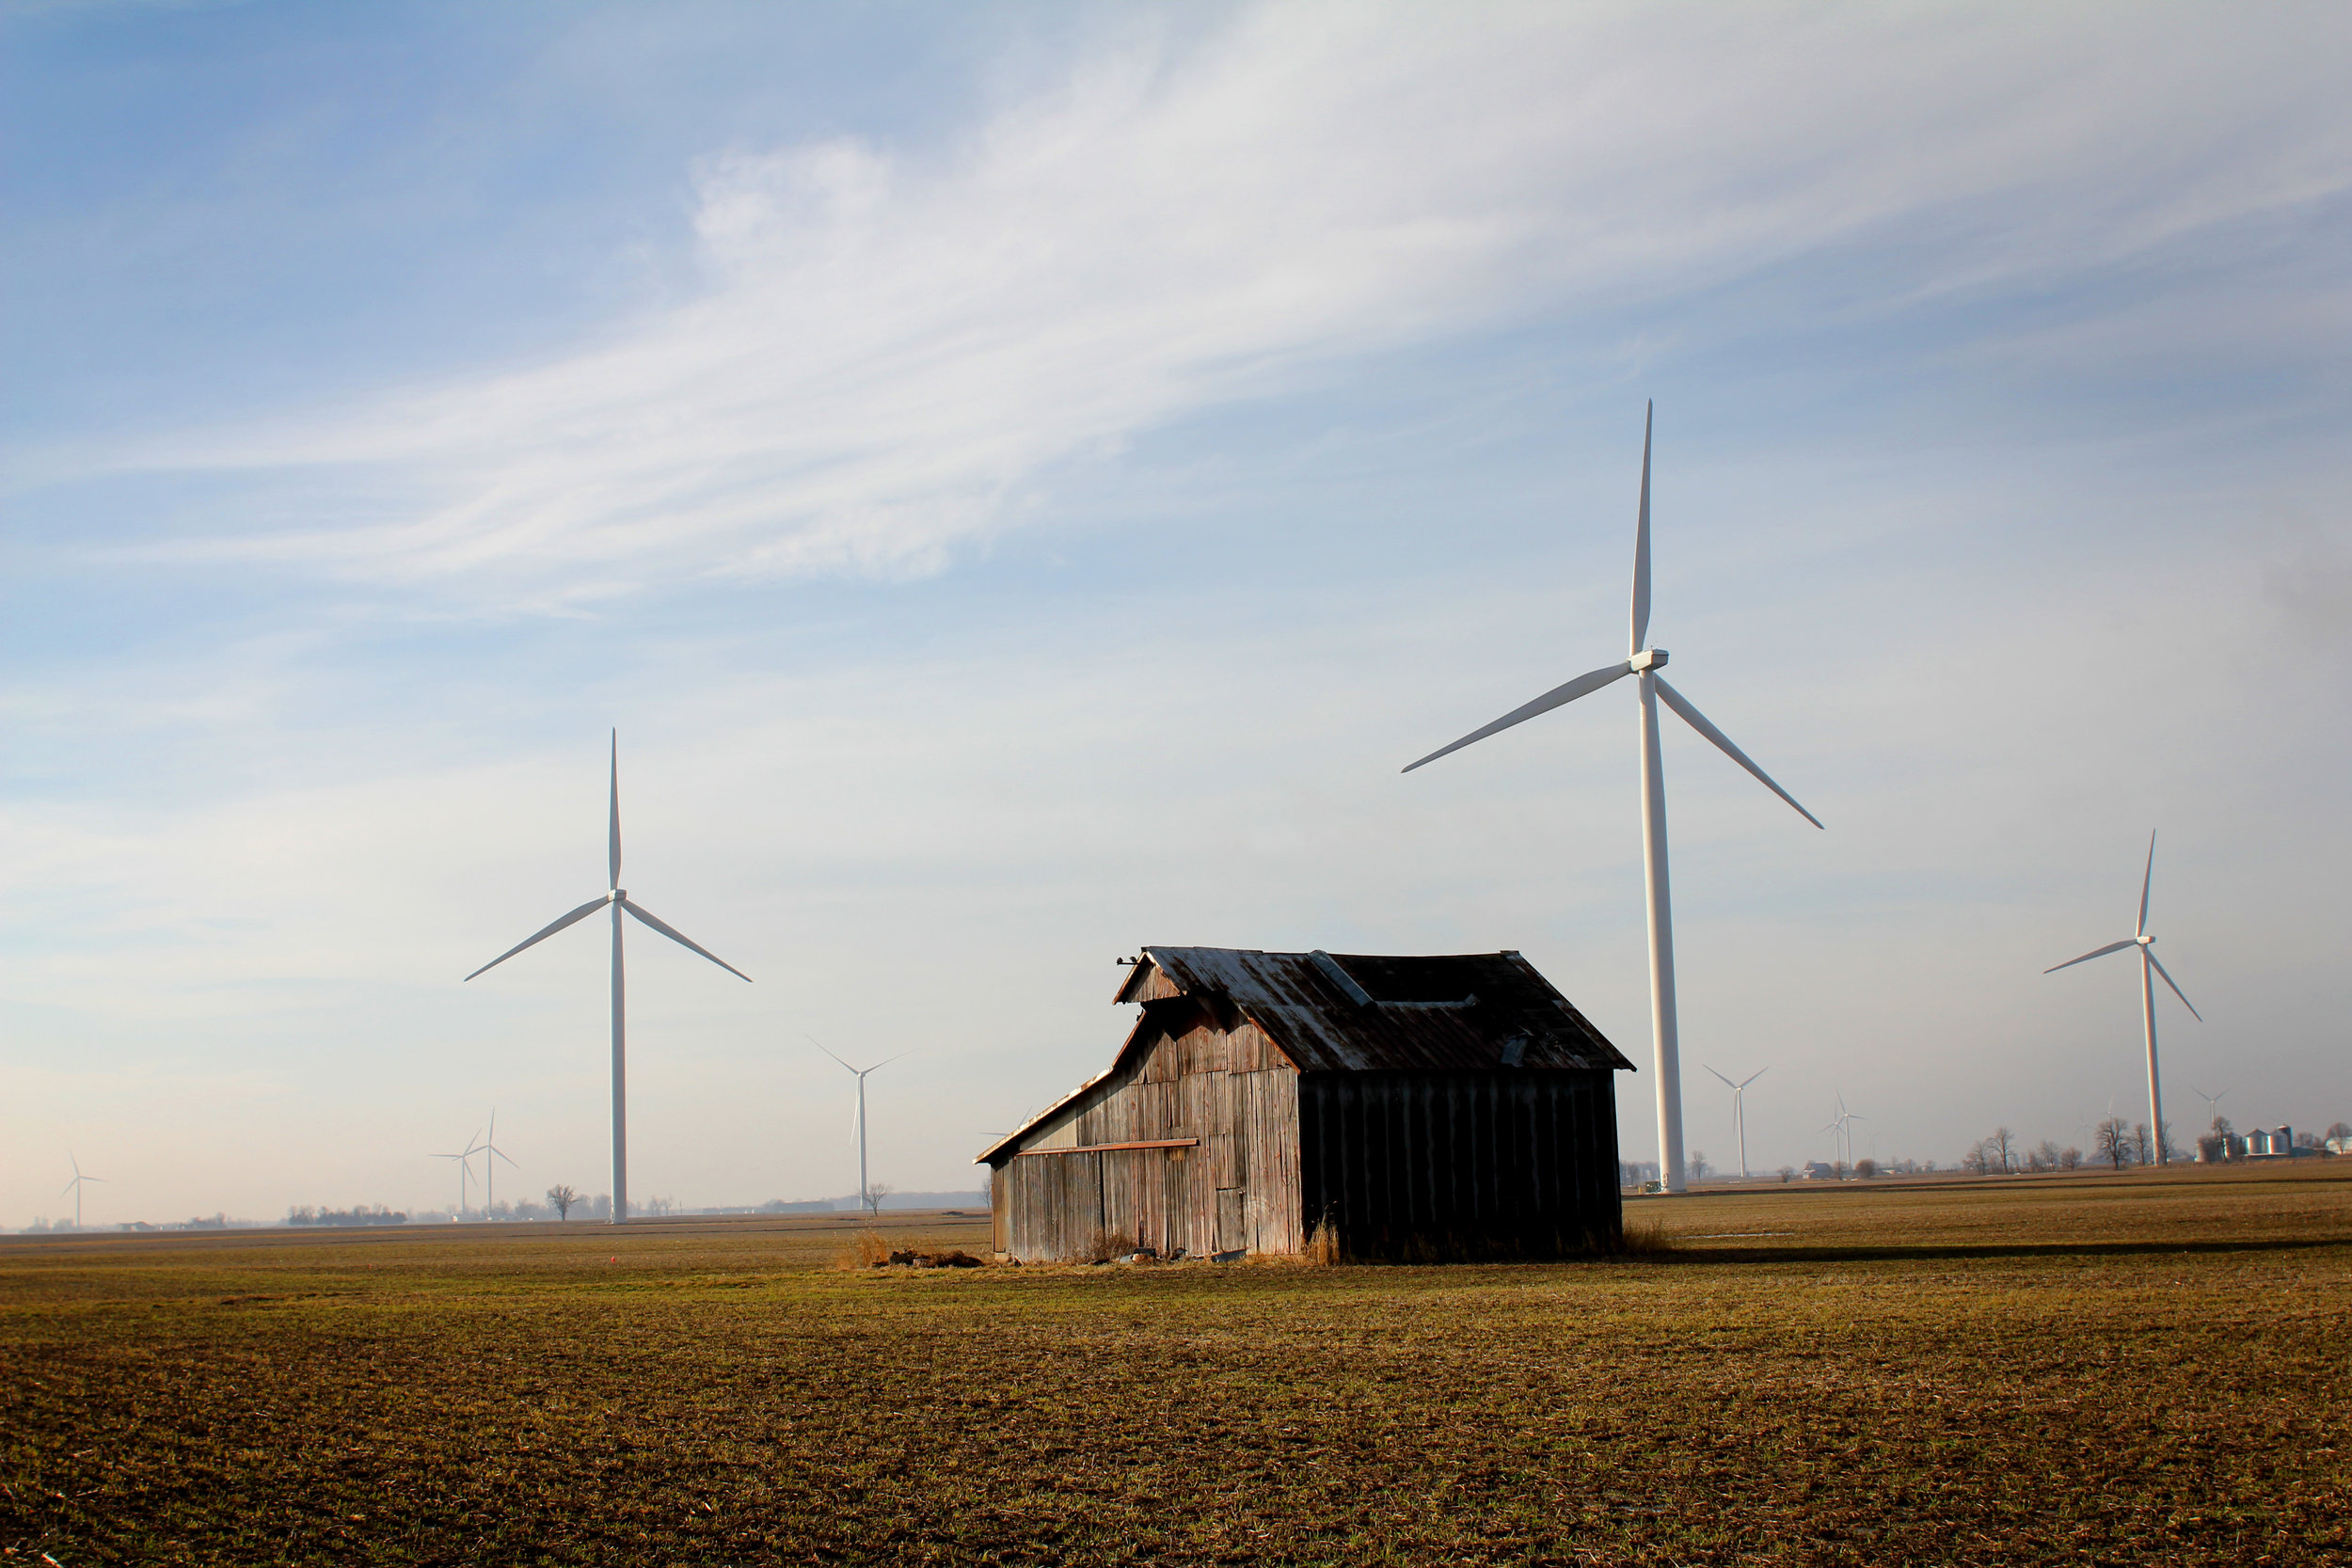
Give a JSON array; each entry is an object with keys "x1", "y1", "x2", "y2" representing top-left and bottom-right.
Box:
[
  {"x1": 466, "y1": 733, "x2": 751, "y2": 1223},
  {"x1": 2045, "y1": 831, "x2": 2200, "y2": 1165},
  {"x1": 1702, "y1": 1065, "x2": 1768, "y2": 1179},
  {"x1": 815, "y1": 1043, "x2": 901, "y2": 1218},
  {"x1": 61, "y1": 1152, "x2": 105, "y2": 1229},
  {"x1": 1404, "y1": 404, "x2": 1822, "y2": 1193}
]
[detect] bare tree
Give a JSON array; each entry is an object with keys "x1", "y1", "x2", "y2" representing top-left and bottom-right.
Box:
[
  {"x1": 547, "y1": 1183, "x2": 580, "y2": 1221},
  {"x1": 864, "y1": 1180, "x2": 894, "y2": 1218},
  {"x1": 2327, "y1": 1121, "x2": 2350, "y2": 1143},
  {"x1": 1991, "y1": 1127, "x2": 2016, "y2": 1173},
  {"x1": 2058, "y1": 1146, "x2": 2082, "y2": 1170},
  {"x1": 2095, "y1": 1117, "x2": 2133, "y2": 1171},
  {"x1": 1963, "y1": 1139, "x2": 1996, "y2": 1176},
  {"x1": 2030, "y1": 1139, "x2": 2062, "y2": 1172},
  {"x1": 1689, "y1": 1150, "x2": 1711, "y2": 1181},
  {"x1": 1853, "y1": 1158, "x2": 1877, "y2": 1179},
  {"x1": 1777, "y1": 1165, "x2": 1795, "y2": 1183},
  {"x1": 2133, "y1": 1122, "x2": 2154, "y2": 1165}
]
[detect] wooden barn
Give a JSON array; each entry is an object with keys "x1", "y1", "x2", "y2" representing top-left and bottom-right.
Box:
[{"x1": 977, "y1": 946, "x2": 1635, "y2": 1262}]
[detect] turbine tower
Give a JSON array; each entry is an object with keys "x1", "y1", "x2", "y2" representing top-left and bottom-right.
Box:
[
  {"x1": 816, "y1": 1043, "x2": 901, "y2": 1218},
  {"x1": 1403, "y1": 404, "x2": 1821, "y2": 1192},
  {"x1": 467, "y1": 732, "x2": 751, "y2": 1223},
  {"x1": 1702, "y1": 1064, "x2": 1767, "y2": 1179},
  {"x1": 61, "y1": 1152, "x2": 105, "y2": 1229},
  {"x1": 2045, "y1": 831, "x2": 2200, "y2": 1165}
]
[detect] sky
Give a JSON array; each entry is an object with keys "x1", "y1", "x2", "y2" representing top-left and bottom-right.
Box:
[{"x1": 5, "y1": 0, "x2": 2348, "y2": 1227}]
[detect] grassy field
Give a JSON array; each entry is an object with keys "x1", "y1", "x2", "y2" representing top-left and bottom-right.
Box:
[{"x1": 3, "y1": 1165, "x2": 2346, "y2": 1565}]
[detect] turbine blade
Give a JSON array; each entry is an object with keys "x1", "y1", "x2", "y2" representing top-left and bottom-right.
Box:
[
  {"x1": 1630, "y1": 401, "x2": 1654, "y2": 655},
  {"x1": 60, "y1": 1178, "x2": 75, "y2": 1197},
  {"x1": 2136, "y1": 829, "x2": 2158, "y2": 939},
  {"x1": 1401, "y1": 661, "x2": 1633, "y2": 773},
  {"x1": 492, "y1": 1148, "x2": 521, "y2": 1169},
  {"x1": 2146, "y1": 950, "x2": 2201, "y2": 1022},
  {"x1": 1702, "y1": 1064, "x2": 1737, "y2": 1089},
  {"x1": 1740, "y1": 1068, "x2": 1769, "y2": 1089},
  {"x1": 1652, "y1": 676, "x2": 1823, "y2": 829},
  {"x1": 609, "y1": 730, "x2": 622, "y2": 892},
  {"x1": 620, "y1": 898, "x2": 752, "y2": 982},
  {"x1": 809, "y1": 1037, "x2": 861, "y2": 1074},
  {"x1": 2043, "y1": 938, "x2": 2136, "y2": 974},
  {"x1": 465, "y1": 896, "x2": 609, "y2": 981}
]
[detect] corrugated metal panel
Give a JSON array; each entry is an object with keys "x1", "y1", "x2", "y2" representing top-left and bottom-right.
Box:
[
  {"x1": 1139, "y1": 947, "x2": 1634, "y2": 1075},
  {"x1": 1297, "y1": 1069, "x2": 1622, "y2": 1260}
]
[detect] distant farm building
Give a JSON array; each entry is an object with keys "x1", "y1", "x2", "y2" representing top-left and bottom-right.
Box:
[{"x1": 977, "y1": 946, "x2": 1634, "y2": 1262}]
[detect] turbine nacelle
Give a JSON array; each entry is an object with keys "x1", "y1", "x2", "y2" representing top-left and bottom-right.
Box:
[{"x1": 1629, "y1": 648, "x2": 1668, "y2": 672}]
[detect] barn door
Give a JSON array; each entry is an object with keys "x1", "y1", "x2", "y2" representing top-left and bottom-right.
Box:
[{"x1": 1216, "y1": 1187, "x2": 1246, "y2": 1254}]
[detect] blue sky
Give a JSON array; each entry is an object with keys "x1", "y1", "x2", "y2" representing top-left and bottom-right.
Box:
[{"x1": 6, "y1": 1, "x2": 2348, "y2": 1225}]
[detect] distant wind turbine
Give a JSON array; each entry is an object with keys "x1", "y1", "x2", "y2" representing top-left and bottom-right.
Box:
[
  {"x1": 815, "y1": 1041, "x2": 902, "y2": 1218},
  {"x1": 1819, "y1": 1094, "x2": 1865, "y2": 1171},
  {"x1": 2045, "y1": 831, "x2": 2201, "y2": 1165},
  {"x1": 466, "y1": 732, "x2": 751, "y2": 1223},
  {"x1": 479, "y1": 1109, "x2": 519, "y2": 1215},
  {"x1": 61, "y1": 1152, "x2": 105, "y2": 1229},
  {"x1": 1403, "y1": 404, "x2": 1822, "y2": 1193},
  {"x1": 1702, "y1": 1065, "x2": 1768, "y2": 1179},
  {"x1": 433, "y1": 1132, "x2": 483, "y2": 1216}
]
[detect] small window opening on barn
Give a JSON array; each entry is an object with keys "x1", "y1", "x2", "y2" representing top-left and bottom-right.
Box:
[{"x1": 1499, "y1": 1034, "x2": 1529, "y2": 1067}]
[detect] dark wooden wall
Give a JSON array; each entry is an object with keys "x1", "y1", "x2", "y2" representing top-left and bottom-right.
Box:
[
  {"x1": 1296, "y1": 1069, "x2": 1621, "y2": 1260},
  {"x1": 991, "y1": 1011, "x2": 1302, "y2": 1262}
]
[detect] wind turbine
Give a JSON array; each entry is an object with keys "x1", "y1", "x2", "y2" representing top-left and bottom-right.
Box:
[
  {"x1": 61, "y1": 1153, "x2": 105, "y2": 1229},
  {"x1": 815, "y1": 1042, "x2": 902, "y2": 1218},
  {"x1": 433, "y1": 1132, "x2": 483, "y2": 1216},
  {"x1": 1403, "y1": 404, "x2": 1822, "y2": 1192},
  {"x1": 478, "y1": 1109, "x2": 520, "y2": 1216},
  {"x1": 1702, "y1": 1064, "x2": 1768, "y2": 1179},
  {"x1": 2045, "y1": 831, "x2": 2200, "y2": 1165},
  {"x1": 466, "y1": 732, "x2": 751, "y2": 1223},
  {"x1": 1819, "y1": 1093, "x2": 1864, "y2": 1172}
]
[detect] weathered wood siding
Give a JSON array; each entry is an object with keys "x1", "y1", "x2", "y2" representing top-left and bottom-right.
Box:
[
  {"x1": 1296, "y1": 1069, "x2": 1621, "y2": 1260},
  {"x1": 990, "y1": 1013, "x2": 1305, "y2": 1261}
]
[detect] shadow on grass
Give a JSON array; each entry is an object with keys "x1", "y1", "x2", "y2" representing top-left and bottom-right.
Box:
[{"x1": 1650, "y1": 1234, "x2": 2352, "y2": 1266}]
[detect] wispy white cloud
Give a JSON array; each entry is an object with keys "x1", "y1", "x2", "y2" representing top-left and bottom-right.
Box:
[{"x1": 101, "y1": 0, "x2": 2350, "y2": 599}]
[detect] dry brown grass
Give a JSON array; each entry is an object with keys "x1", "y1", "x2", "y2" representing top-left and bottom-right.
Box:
[
  {"x1": 830, "y1": 1227, "x2": 895, "y2": 1270},
  {"x1": 1616, "y1": 1216, "x2": 1677, "y2": 1254},
  {"x1": 1067, "y1": 1225, "x2": 1133, "y2": 1264},
  {"x1": 3, "y1": 1170, "x2": 2347, "y2": 1565}
]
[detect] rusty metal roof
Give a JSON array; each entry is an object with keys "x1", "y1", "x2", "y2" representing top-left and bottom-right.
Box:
[
  {"x1": 1124, "y1": 946, "x2": 1635, "y2": 1074},
  {"x1": 977, "y1": 945, "x2": 1632, "y2": 1164}
]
